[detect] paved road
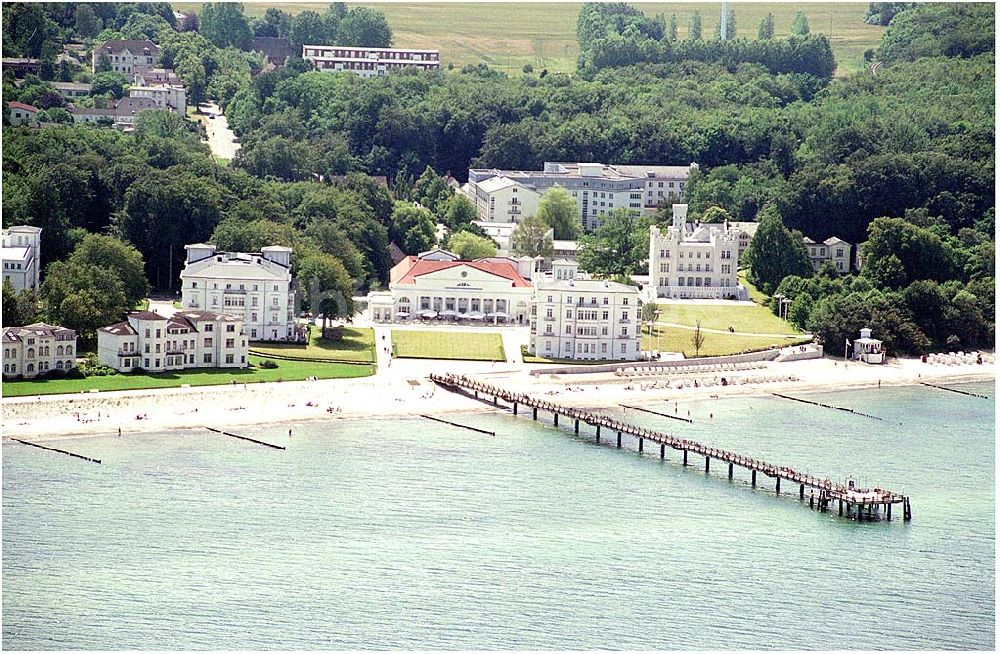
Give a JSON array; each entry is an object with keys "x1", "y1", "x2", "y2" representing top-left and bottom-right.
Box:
[{"x1": 198, "y1": 101, "x2": 240, "y2": 161}]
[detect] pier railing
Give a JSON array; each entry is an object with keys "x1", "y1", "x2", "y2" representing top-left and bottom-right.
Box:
[{"x1": 430, "y1": 373, "x2": 912, "y2": 521}]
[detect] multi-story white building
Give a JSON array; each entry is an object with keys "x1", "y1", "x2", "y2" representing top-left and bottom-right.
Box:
[
  {"x1": 180, "y1": 244, "x2": 301, "y2": 342},
  {"x1": 464, "y1": 162, "x2": 697, "y2": 231},
  {"x1": 529, "y1": 261, "x2": 642, "y2": 361},
  {"x1": 97, "y1": 310, "x2": 248, "y2": 373},
  {"x1": 51, "y1": 82, "x2": 92, "y2": 99},
  {"x1": 92, "y1": 39, "x2": 159, "y2": 75},
  {"x1": 128, "y1": 84, "x2": 186, "y2": 116},
  {"x1": 804, "y1": 236, "x2": 853, "y2": 273},
  {"x1": 2, "y1": 225, "x2": 42, "y2": 293},
  {"x1": 367, "y1": 248, "x2": 534, "y2": 324},
  {"x1": 648, "y1": 204, "x2": 747, "y2": 300},
  {"x1": 133, "y1": 67, "x2": 180, "y2": 86},
  {"x1": 2, "y1": 323, "x2": 77, "y2": 378},
  {"x1": 303, "y1": 45, "x2": 440, "y2": 77}
]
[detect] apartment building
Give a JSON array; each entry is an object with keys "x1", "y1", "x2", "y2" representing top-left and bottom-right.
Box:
[
  {"x1": 648, "y1": 204, "x2": 747, "y2": 300},
  {"x1": 133, "y1": 68, "x2": 180, "y2": 86},
  {"x1": 464, "y1": 162, "x2": 697, "y2": 232},
  {"x1": 180, "y1": 244, "x2": 301, "y2": 342},
  {"x1": 529, "y1": 261, "x2": 642, "y2": 361},
  {"x1": 2, "y1": 323, "x2": 77, "y2": 378},
  {"x1": 804, "y1": 236, "x2": 853, "y2": 273},
  {"x1": 1, "y1": 225, "x2": 42, "y2": 293},
  {"x1": 303, "y1": 45, "x2": 441, "y2": 78},
  {"x1": 97, "y1": 310, "x2": 248, "y2": 373},
  {"x1": 92, "y1": 39, "x2": 159, "y2": 75},
  {"x1": 128, "y1": 84, "x2": 186, "y2": 116}
]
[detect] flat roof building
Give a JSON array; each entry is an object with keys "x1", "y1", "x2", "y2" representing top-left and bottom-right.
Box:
[{"x1": 303, "y1": 44, "x2": 440, "y2": 78}]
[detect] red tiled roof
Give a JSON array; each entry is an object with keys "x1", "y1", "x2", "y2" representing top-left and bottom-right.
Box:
[
  {"x1": 391, "y1": 257, "x2": 531, "y2": 287},
  {"x1": 8, "y1": 101, "x2": 38, "y2": 112}
]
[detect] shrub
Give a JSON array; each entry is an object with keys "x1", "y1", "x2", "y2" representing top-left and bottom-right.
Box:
[
  {"x1": 322, "y1": 326, "x2": 346, "y2": 341},
  {"x1": 258, "y1": 359, "x2": 279, "y2": 369}
]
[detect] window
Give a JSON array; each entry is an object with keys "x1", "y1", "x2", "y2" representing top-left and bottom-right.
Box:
[
  {"x1": 226, "y1": 324, "x2": 235, "y2": 332},
  {"x1": 204, "y1": 338, "x2": 212, "y2": 347},
  {"x1": 204, "y1": 353, "x2": 212, "y2": 363},
  {"x1": 226, "y1": 339, "x2": 235, "y2": 348},
  {"x1": 565, "y1": 325, "x2": 572, "y2": 335},
  {"x1": 622, "y1": 298, "x2": 629, "y2": 305},
  {"x1": 204, "y1": 324, "x2": 213, "y2": 332},
  {"x1": 225, "y1": 354, "x2": 234, "y2": 364},
  {"x1": 144, "y1": 329, "x2": 150, "y2": 338},
  {"x1": 566, "y1": 309, "x2": 572, "y2": 318},
  {"x1": 144, "y1": 344, "x2": 150, "y2": 354}
]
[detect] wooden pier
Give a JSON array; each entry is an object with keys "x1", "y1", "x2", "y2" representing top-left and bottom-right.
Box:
[{"x1": 430, "y1": 373, "x2": 911, "y2": 522}]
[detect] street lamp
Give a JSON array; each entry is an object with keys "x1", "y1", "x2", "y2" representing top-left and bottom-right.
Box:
[{"x1": 654, "y1": 309, "x2": 663, "y2": 356}]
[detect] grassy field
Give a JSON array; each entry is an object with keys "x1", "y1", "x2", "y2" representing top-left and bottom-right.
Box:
[
  {"x1": 739, "y1": 269, "x2": 771, "y2": 305},
  {"x1": 1, "y1": 355, "x2": 373, "y2": 398},
  {"x1": 643, "y1": 325, "x2": 809, "y2": 358},
  {"x1": 652, "y1": 303, "x2": 801, "y2": 335},
  {"x1": 250, "y1": 327, "x2": 376, "y2": 362},
  {"x1": 391, "y1": 329, "x2": 505, "y2": 361},
  {"x1": 172, "y1": 2, "x2": 884, "y2": 75}
]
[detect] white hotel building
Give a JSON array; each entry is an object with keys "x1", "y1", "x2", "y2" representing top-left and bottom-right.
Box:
[
  {"x1": 2, "y1": 323, "x2": 77, "y2": 378},
  {"x1": 367, "y1": 248, "x2": 534, "y2": 324},
  {"x1": 98, "y1": 310, "x2": 247, "y2": 373},
  {"x1": 464, "y1": 162, "x2": 697, "y2": 231},
  {"x1": 180, "y1": 244, "x2": 302, "y2": 342},
  {"x1": 648, "y1": 204, "x2": 747, "y2": 300},
  {"x1": 1, "y1": 225, "x2": 42, "y2": 293},
  {"x1": 303, "y1": 45, "x2": 440, "y2": 77},
  {"x1": 529, "y1": 261, "x2": 643, "y2": 361}
]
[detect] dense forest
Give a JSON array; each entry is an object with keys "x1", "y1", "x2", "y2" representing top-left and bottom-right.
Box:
[{"x1": 1, "y1": 2, "x2": 995, "y2": 354}]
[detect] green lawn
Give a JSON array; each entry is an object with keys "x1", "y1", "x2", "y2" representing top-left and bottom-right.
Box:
[
  {"x1": 651, "y1": 302, "x2": 801, "y2": 335},
  {"x1": 1, "y1": 356, "x2": 373, "y2": 398},
  {"x1": 392, "y1": 330, "x2": 505, "y2": 361},
  {"x1": 250, "y1": 327, "x2": 375, "y2": 363},
  {"x1": 643, "y1": 325, "x2": 810, "y2": 358},
  {"x1": 172, "y1": 2, "x2": 884, "y2": 75},
  {"x1": 739, "y1": 269, "x2": 771, "y2": 305}
]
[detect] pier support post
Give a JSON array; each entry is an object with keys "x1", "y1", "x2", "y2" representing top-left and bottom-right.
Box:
[
  {"x1": 533, "y1": 407, "x2": 537, "y2": 420},
  {"x1": 639, "y1": 438, "x2": 644, "y2": 454},
  {"x1": 554, "y1": 413, "x2": 558, "y2": 427},
  {"x1": 868, "y1": 504, "x2": 873, "y2": 519},
  {"x1": 574, "y1": 419, "x2": 579, "y2": 434},
  {"x1": 799, "y1": 484, "x2": 805, "y2": 500},
  {"x1": 705, "y1": 457, "x2": 710, "y2": 473},
  {"x1": 839, "y1": 499, "x2": 843, "y2": 516},
  {"x1": 493, "y1": 395, "x2": 498, "y2": 406},
  {"x1": 596, "y1": 427, "x2": 601, "y2": 444},
  {"x1": 810, "y1": 494, "x2": 815, "y2": 509},
  {"x1": 617, "y1": 432, "x2": 622, "y2": 449},
  {"x1": 660, "y1": 443, "x2": 665, "y2": 460},
  {"x1": 474, "y1": 390, "x2": 478, "y2": 398},
  {"x1": 513, "y1": 402, "x2": 518, "y2": 415},
  {"x1": 887, "y1": 503, "x2": 892, "y2": 521},
  {"x1": 751, "y1": 469, "x2": 756, "y2": 487},
  {"x1": 775, "y1": 477, "x2": 780, "y2": 494},
  {"x1": 728, "y1": 463, "x2": 733, "y2": 479}
]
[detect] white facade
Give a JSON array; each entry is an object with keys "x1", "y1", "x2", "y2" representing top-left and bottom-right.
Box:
[
  {"x1": 92, "y1": 39, "x2": 159, "y2": 75},
  {"x1": 129, "y1": 85, "x2": 186, "y2": 116},
  {"x1": 303, "y1": 45, "x2": 441, "y2": 77},
  {"x1": 648, "y1": 204, "x2": 747, "y2": 300},
  {"x1": 2, "y1": 323, "x2": 77, "y2": 379},
  {"x1": 180, "y1": 244, "x2": 300, "y2": 342},
  {"x1": 852, "y1": 327, "x2": 885, "y2": 364},
  {"x1": 8, "y1": 101, "x2": 38, "y2": 126},
  {"x1": 369, "y1": 249, "x2": 534, "y2": 324},
  {"x1": 97, "y1": 310, "x2": 248, "y2": 373},
  {"x1": 1, "y1": 225, "x2": 41, "y2": 293},
  {"x1": 529, "y1": 263, "x2": 642, "y2": 361},
  {"x1": 465, "y1": 162, "x2": 697, "y2": 232}
]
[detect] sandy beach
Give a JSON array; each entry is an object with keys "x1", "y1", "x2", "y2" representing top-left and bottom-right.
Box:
[{"x1": 2, "y1": 355, "x2": 993, "y2": 443}]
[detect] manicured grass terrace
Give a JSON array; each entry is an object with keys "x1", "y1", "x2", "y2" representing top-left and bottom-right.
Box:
[
  {"x1": 1, "y1": 355, "x2": 373, "y2": 398},
  {"x1": 643, "y1": 325, "x2": 810, "y2": 358},
  {"x1": 391, "y1": 330, "x2": 505, "y2": 361},
  {"x1": 652, "y1": 302, "x2": 802, "y2": 336},
  {"x1": 250, "y1": 327, "x2": 376, "y2": 362}
]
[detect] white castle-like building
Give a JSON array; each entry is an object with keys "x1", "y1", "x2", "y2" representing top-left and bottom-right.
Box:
[
  {"x1": 1, "y1": 225, "x2": 42, "y2": 293},
  {"x1": 648, "y1": 204, "x2": 747, "y2": 300},
  {"x1": 179, "y1": 244, "x2": 301, "y2": 342},
  {"x1": 529, "y1": 260, "x2": 643, "y2": 361},
  {"x1": 463, "y1": 162, "x2": 697, "y2": 232},
  {"x1": 98, "y1": 310, "x2": 248, "y2": 373},
  {"x1": 2, "y1": 323, "x2": 77, "y2": 378}
]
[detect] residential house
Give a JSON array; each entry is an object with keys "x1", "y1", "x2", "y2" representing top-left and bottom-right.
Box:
[
  {"x1": 529, "y1": 261, "x2": 642, "y2": 361},
  {"x1": 8, "y1": 101, "x2": 38, "y2": 126},
  {"x1": 1, "y1": 58, "x2": 42, "y2": 77},
  {"x1": 68, "y1": 96, "x2": 159, "y2": 129},
  {"x1": 92, "y1": 39, "x2": 160, "y2": 75},
  {"x1": 367, "y1": 248, "x2": 534, "y2": 324},
  {"x1": 1, "y1": 225, "x2": 42, "y2": 293},
  {"x1": 2, "y1": 323, "x2": 77, "y2": 379},
  {"x1": 97, "y1": 310, "x2": 248, "y2": 373},
  {"x1": 805, "y1": 236, "x2": 853, "y2": 273},
  {"x1": 464, "y1": 162, "x2": 698, "y2": 232},
  {"x1": 51, "y1": 82, "x2": 92, "y2": 100},
  {"x1": 179, "y1": 243, "x2": 301, "y2": 342},
  {"x1": 133, "y1": 68, "x2": 180, "y2": 86},
  {"x1": 648, "y1": 204, "x2": 747, "y2": 300},
  {"x1": 128, "y1": 84, "x2": 186, "y2": 116},
  {"x1": 303, "y1": 44, "x2": 441, "y2": 77}
]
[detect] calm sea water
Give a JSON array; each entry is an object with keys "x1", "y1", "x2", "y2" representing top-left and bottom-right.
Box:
[{"x1": 3, "y1": 382, "x2": 994, "y2": 650}]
